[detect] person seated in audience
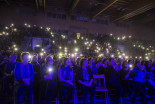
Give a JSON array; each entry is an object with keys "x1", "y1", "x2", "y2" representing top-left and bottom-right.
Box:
[
  {"x1": 77, "y1": 58, "x2": 96, "y2": 104},
  {"x1": 14, "y1": 52, "x2": 34, "y2": 104},
  {"x1": 58, "y1": 58, "x2": 74, "y2": 104},
  {"x1": 31, "y1": 54, "x2": 41, "y2": 102},
  {"x1": 88, "y1": 57, "x2": 98, "y2": 75},
  {"x1": 132, "y1": 60, "x2": 146, "y2": 104},
  {"x1": 40, "y1": 55, "x2": 57, "y2": 103},
  {"x1": 3, "y1": 54, "x2": 18, "y2": 96},
  {"x1": 120, "y1": 60, "x2": 136, "y2": 98},
  {"x1": 106, "y1": 58, "x2": 123, "y2": 104}
]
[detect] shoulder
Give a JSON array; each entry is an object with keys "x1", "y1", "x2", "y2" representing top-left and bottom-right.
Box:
[{"x1": 16, "y1": 62, "x2": 21, "y2": 66}]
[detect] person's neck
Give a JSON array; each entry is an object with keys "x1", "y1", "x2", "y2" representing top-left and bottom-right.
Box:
[
  {"x1": 125, "y1": 68, "x2": 128, "y2": 71},
  {"x1": 22, "y1": 61, "x2": 28, "y2": 65},
  {"x1": 82, "y1": 66, "x2": 87, "y2": 70},
  {"x1": 11, "y1": 60, "x2": 16, "y2": 63}
]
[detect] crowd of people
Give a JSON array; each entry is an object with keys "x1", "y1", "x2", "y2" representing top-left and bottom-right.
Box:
[
  {"x1": 0, "y1": 50, "x2": 155, "y2": 104},
  {"x1": 0, "y1": 24, "x2": 155, "y2": 104}
]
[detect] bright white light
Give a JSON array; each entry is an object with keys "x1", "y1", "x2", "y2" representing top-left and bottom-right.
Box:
[
  {"x1": 59, "y1": 46, "x2": 62, "y2": 49},
  {"x1": 119, "y1": 55, "x2": 122, "y2": 58},
  {"x1": 36, "y1": 45, "x2": 40, "y2": 47},
  {"x1": 74, "y1": 40, "x2": 77, "y2": 44},
  {"x1": 42, "y1": 49, "x2": 44, "y2": 51},
  {"x1": 110, "y1": 34, "x2": 113, "y2": 36},
  {"x1": 59, "y1": 53, "x2": 63, "y2": 57},
  {"x1": 28, "y1": 25, "x2": 31, "y2": 28},
  {"x1": 145, "y1": 56, "x2": 149, "y2": 60},
  {"x1": 71, "y1": 54, "x2": 75, "y2": 57},
  {"x1": 29, "y1": 55, "x2": 32, "y2": 59},
  {"x1": 5, "y1": 26, "x2": 9, "y2": 29},
  {"x1": 11, "y1": 24, "x2": 14, "y2": 26},
  {"x1": 75, "y1": 48, "x2": 78, "y2": 52},
  {"x1": 24, "y1": 23, "x2": 27, "y2": 26},
  {"x1": 129, "y1": 64, "x2": 133, "y2": 68},
  {"x1": 48, "y1": 68, "x2": 53, "y2": 72},
  {"x1": 14, "y1": 48, "x2": 18, "y2": 51},
  {"x1": 111, "y1": 54, "x2": 114, "y2": 58},
  {"x1": 52, "y1": 35, "x2": 54, "y2": 37},
  {"x1": 125, "y1": 56, "x2": 129, "y2": 59},
  {"x1": 2, "y1": 32, "x2": 5, "y2": 35},
  {"x1": 117, "y1": 37, "x2": 120, "y2": 40},
  {"x1": 13, "y1": 45, "x2": 16, "y2": 47},
  {"x1": 129, "y1": 36, "x2": 132, "y2": 38},
  {"x1": 40, "y1": 53, "x2": 43, "y2": 56}
]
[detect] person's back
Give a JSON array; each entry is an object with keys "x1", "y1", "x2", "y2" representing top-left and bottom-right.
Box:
[{"x1": 133, "y1": 67, "x2": 144, "y2": 83}]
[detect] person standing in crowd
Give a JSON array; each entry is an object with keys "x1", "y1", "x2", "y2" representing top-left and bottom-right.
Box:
[
  {"x1": 14, "y1": 52, "x2": 34, "y2": 104},
  {"x1": 3, "y1": 54, "x2": 18, "y2": 96},
  {"x1": 40, "y1": 55, "x2": 57, "y2": 104},
  {"x1": 77, "y1": 58, "x2": 96, "y2": 104},
  {"x1": 106, "y1": 58, "x2": 123, "y2": 104},
  {"x1": 143, "y1": 61, "x2": 155, "y2": 98},
  {"x1": 88, "y1": 57, "x2": 98, "y2": 75},
  {"x1": 31, "y1": 54, "x2": 41, "y2": 102},
  {"x1": 132, "y1": 60, "x2": 146, "y2": 104},
  {"x1": 97, "y1": 58, "x2": 108, "y2": 75},
  {"x1": 58, "y1": 58, "x2": 74, "y2": 104}
]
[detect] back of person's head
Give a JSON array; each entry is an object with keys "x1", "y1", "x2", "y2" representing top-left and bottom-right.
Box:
[
  {"x1": 134, "y1": 60, "x2": 141, "y2": 68},
  {"x1": 122, "y1": 60, "x2": 128, "y2": 69},
  {"x1": 80, "y1": 58, "x2": 87, "y2": 68},
  {"x1": 102, "y1": 58, "x2": 108, "y2": 65},
  {"x1": 61, "y1": 57, "x2": 69, "y2": 67}
]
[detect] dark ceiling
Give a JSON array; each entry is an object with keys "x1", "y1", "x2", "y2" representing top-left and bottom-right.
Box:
[{"x1": 0, "y1": 0, "x2": 155, "y2": 27}]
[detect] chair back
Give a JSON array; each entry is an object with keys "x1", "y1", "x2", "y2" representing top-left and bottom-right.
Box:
[{"x1": 93, "y1": 74, "x2": 106, "y2": 88}]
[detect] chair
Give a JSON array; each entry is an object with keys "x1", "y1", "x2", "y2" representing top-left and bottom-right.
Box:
[
  {"x1": 93, "y1": 74, "x2": 109, "y2": 104},
  {"x1": 13, "y1": 80, "x2": 34, "y2": 104}
]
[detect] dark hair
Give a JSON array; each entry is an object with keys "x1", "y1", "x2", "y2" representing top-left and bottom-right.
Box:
[
  {"x1": 61, "y1": 57, "x2": 69, "y2": 67},
  {"x1": 102, "y1": 58, "x2": 107, "y2": 64},
  {"x1": 10, "y1": 54, "x2": 17, "y2": 59},
  {"x1": 134, "y1": 60, "x2": 140, "y2": 67},
  {"x1": 80, "y1": 58, "x2": 87, "y2": 68},
  {"x1": 20, "y1": 52, "x2": 29, "y2": 61},
  {"x1": 45, "y1": 55, "x2": 53, "y2": 64},
  {"x1": 87, "y1": 57, "x2": 92, "y2": 64},
  {"x1": 122, "y1": 60, "x2": 128, "y2": 69},
  {"x1": 76, "y1": 58, "x2": 81, "y2": 65},
  {"x1": 31, "y1": 54, "x2": 38, "y2": 63},
  {"x1": 145, "y1": 61, "x2": 151, "y2": 72}
]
